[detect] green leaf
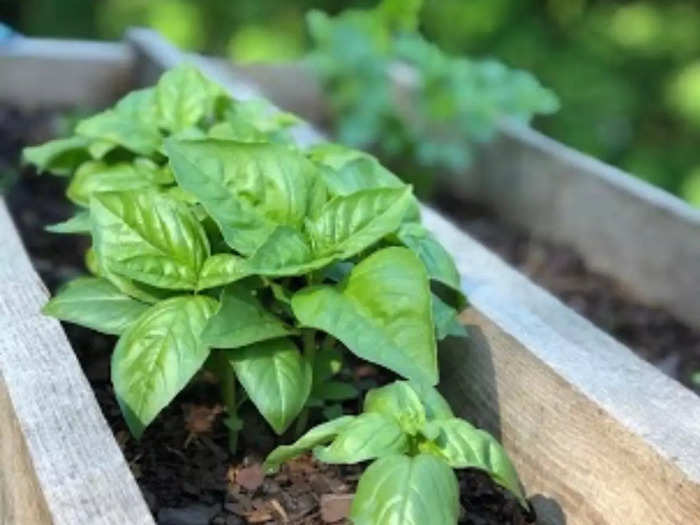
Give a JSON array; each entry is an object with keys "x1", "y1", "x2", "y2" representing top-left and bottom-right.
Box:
[
  {"x1": 42, "y1": 277, "x2": 148, "y2": 335},
  {"x1": 314, "y1": 412, "x2": 408, "y2": 464},
  {"x1": 87, "y1": 139, "x2": 117, "y2": 160},
  {"x1": 307, "y1": 187, "x2": 412, "y2": 259},
  {"x1": 397, "y1": 222, "x2": 466, "y2": 309},
  {"x1": 421, "y1": 418, "x2": 527, "y2": 507},
  {"x1": 432, "y1": 293, "x2": 468, "y2": 340},
  {"x1": 307, "y1": 143, "x2": 404, "y2": 196},
  {"x1": 67, "y1": 161, "x2": 155, "y2": 206},
  {"x1": 166, "y1": 139, "x2": 325, "y2": 255},
  {"x1": 115, "y1": 87, "x2": 160, "y2": 124},
  {"x1": 156, "y1": 65, "x2": 224, "y2": 131},
  {"x1": 45, "y1": 210, "x2": 91, "y2": 234},
  {"x1": 22, "y1": 136, "x2": 89, "y2": 176},
  {"x1": 112, "y1": 295, "x2": 218, "y2": 438},
  {"x1": 410, "y1": 381, "x2": 454, "y2": 420},
  {"x1": 229, "y1": 338, "x2": 312, "y2": 434},
  {"x1": 363, "y1": 381, "x2": 426, "y2": 434},
  {"x1": 202, "y1": 284, "x2": 296, "y2": 348},
  {"x1": 76, "y1": 110, "x2": 161, "y2": 157},
  {"x1": 90, "y1": 190, "x2": 209, "y2": 290},
  {"x1": 312, "y1": 344, "x2": 343, "y2": 384},
  {"x1": 245, "y1": 226, "x2": 334, "y2": 277},
  {"x1": 350, "y1": 454, "x2": 459, "y2": 525},
  {"x1": 263, "y1": 415, "x2": 355, "y2": 473},
  {"x1": 292, "y1": 247, "x2": 438, "y2": 384},
  {"x1": 197, "y1": 253, "x2": 250, "y2": 290},
  {"x1": 313, "y1": 380, "x2": 359, "y2": 401},
  {"x1": 134, "y1": 157, "x2": 175, "y2": 185}
]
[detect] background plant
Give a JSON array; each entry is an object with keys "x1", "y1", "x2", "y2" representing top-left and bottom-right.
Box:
[
  {"x1": 7, "y1": 0, "x2": 699, "y2": 206},
  {"x1": 306, "y1": 0, "x2": 559, "y2": 194}
]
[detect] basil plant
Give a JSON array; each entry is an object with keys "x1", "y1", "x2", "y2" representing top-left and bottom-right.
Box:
[
  {"x1": 265, "y1": 381, "x2": 527, "y2": 524},
  {"x1": 24, "y1": 65, "x2": 527, "y2": 522}
]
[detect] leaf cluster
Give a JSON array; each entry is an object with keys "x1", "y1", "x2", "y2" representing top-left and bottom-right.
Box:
[
  {"x1": 306, "y1": 0, "x2": 559, "y2": 185},
  {"x1": 25, "y1": 64, "x2": 525, "y2": 524}
]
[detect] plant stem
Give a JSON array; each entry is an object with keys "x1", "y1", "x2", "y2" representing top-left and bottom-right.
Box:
[{"x1": 213, "y1": 350, "x2": 240, "y2": 454}]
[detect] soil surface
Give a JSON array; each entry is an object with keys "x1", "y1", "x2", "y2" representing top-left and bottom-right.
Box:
[
  {"x1": 2, "y1": 105, "x2": 536, "y2": 524},
  {"x1": 435, "y1": 189, "x2": 700, "y2": 393}
]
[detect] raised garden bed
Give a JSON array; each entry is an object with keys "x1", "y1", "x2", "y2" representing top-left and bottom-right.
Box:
[{"x1": 1, "y1": 29, "x2": 700, "y2": 525}]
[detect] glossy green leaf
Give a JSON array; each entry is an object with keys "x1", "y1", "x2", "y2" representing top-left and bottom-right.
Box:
[
  {"x1": 314, "y1": 412, "x2": 408, "y2": 464},
  {"x1": 87, "y1": 139, "x2": 117, "y2": 159},
  {"x1": 166, "y1": 139, "x2": 324, "y2": 255},
  {"x1": 245, "y1": 226, "x2": 334, "y2": 277},
  {"x1": 90, "y1": 190, "x2": 209, "y2": 290},
  {"x1": 307, "y1": 187, "x2": 412, "y2": 259},
  {"x1": 410, "y1": 381, "x2": 453, "y2": 420},
  {"x1": 134, "y1": 157, "x2": 175, "y2": 185},
  {"x1": 313, "y1": 380, "x2": 359, "y2": 401},
  {"x1": 397, "y1": 222, "x2": 466, "y2": 308},
  {"x1": 45, "y1": 210, "x2": 91, "y2": 234},
  {"x1": 113, "y1": 295, "x2": 218, "y2": 437},
  {"x1": 42, "y1": 276, "x2": 148, "y2": 335},
  {"x1": 115, "y1": 87, "x2": 160, "y2": 124},
  {"x1": 229, "y1": 338, "x2": 311, "y2": 434},
  {"x1": 350, "y1": 454, "x2": 459, "y2": 525},
  {"x1": 197, "y1": 254, "x2": 250, "y2": 290},
  {"x1": 22, "y1": 135, "x2": 89, "y2": 176},
  {"x1": 67, "y1": 161, "x2": 155, "y2": 206},
  {"x1": 202, "y1": 284, "x2": 295, "y2": 348},
  {"x1": 432, "y1": 293, "x2": 468, "y2": 340},
  {"x1": 292, "y1": 247, "x2": 437, "y2": 384},
  {"x1": 156, "y1": 65, "x2": 224, "y2": 131},
  {"x1": 307, "y1": 143, "x2": 404, "y2": 196},
  {"x1": 363, "y1": 381, "x2": 426, "y2": 434},
  {"x1": 263, "y1": 415, "x2": 355, "y2": 473},
  {"x1": 421, "y1": 417, "x2": 527, "y2": 507},
  {"x1": 76, "y1": 110, "x2": 161, "y2": 157}
]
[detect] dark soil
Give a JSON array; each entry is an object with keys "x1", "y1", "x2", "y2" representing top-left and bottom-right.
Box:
[
  {"x1": 435, "y1": 189, "x2": 700, "y2": 393},
  {"x1": 2, "y1": 105, "x2": 534, "y2": 524}
]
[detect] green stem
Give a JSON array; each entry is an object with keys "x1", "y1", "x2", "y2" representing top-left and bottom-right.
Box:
[{"x1": 213, "y1": 350, "x2": 240, "y2": 454}]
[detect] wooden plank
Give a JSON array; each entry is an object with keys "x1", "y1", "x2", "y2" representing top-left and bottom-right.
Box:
[
  {"x1": 0, "y1": 199, "x2": 154, "y2": 525},
  {"x1": 126, "y1": 30, "x2": 700, "y2": 524},
  {"x1": 0, "y1": 377, "x2": 53, "y2": 525},
  {"x1": 0, "y1": 37, "x2": 134, "y2": 108},
  {"x1": 458, "y1": 123, "x2": 700, "y2": 331}
]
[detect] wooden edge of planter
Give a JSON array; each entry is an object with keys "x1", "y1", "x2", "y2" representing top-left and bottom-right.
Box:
[
  {"x1": 0, "y1": 37, "x2": 134, "y2": 108},
  {"x1": 462, "y1": 123, "x2": 700, "y2": 331},
  {"x1": 0, "y1": 200, "x2": 154, "y2": 525},
  {"x1": 126, "y1": 29, "x2": 700, "y2": 524},
  {"x1": 220, "y1": 59, "x2": 700, "y2": 332}
]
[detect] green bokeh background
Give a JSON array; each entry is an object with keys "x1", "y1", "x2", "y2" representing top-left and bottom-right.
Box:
[{"x1": 4, "y1": 0, "x2": 700, "y2": 206}]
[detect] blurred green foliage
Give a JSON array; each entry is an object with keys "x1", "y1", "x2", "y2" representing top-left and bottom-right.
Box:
[
  {"x1": 4, "y1": 0, "x2": 700, "y2": 206},
  {"x1": 306, "y1": 1, "x2": 558, "y2": 194}
]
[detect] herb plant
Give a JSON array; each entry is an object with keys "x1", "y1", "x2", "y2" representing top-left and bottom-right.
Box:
[
  {"x1": 25, "y1": 64, "x2": 527, "y2": 523},
  {"x1": 307, "y1": 0, "x2": 559, "y2": 192},
  {"x1": 265, "y1": 380, "x2": 527, "y2": 524}
]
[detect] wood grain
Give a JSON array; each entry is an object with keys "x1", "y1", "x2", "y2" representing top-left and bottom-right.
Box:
[
  {"x1": 0, "y1": 38, "x2": 133, "y2": 109},
  {"x1": 455, "y1": 123, "x2": 700, "y2": 331},
  {"x1": 0, "y1": 199, "x2": 154, "y2": 525},
  {"x1": 0, "y1": 376, "x2": 52, "y2": 525}
]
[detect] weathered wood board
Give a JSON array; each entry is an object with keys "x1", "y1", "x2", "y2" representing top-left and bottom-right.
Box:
[
  {"x1": 127, "y1": 30, "x2": 700, "y2": 524},
  {"x1": 0, "y1": 199, "x2": 154, "y2": 525},
  {"x1": 0, "y1": 37, "x2": 133, "y2": 108}
]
